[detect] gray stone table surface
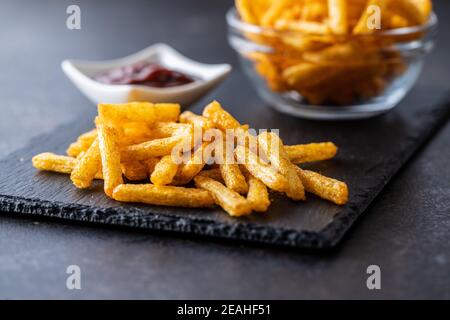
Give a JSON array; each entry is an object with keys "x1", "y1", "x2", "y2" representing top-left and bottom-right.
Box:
[{"x1": 0, "y1": 0, "x2": 449, "y2": 299}]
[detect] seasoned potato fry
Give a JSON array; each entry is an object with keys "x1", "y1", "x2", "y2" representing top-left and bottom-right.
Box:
[
  {"x1": 194, "y1": 175, "x2": 252, "y2": 217},
  {"x1": 97, "y1": 123, "x2": 123, "y2": 197},
  {"x1": 180, "y1": 111, "x2": 215, "y2": 131},
  {"x1": 121, "y1": 160, "x2": 148, "y2": 181},
  {"x1": 70, "y1": 138, "x2": 102, "y2": 188},
  {"x1": 113, "y1": 184, "x2": 215, "y2": 208},
  {"x1": 219, "y1": 164, "x2": 248, "y2": 194},
  {"x1": 243, "y1": 169, "x2": 270, "y2": 212},
  {"x1": 203, "y1": 101, "x2": 241, "y2": 132},
  {"x1": 151, "y1": 155, "x2": 179, "y2": 186},
  {"x1": 284, "y1": 142, "x2": 338, "y2": 164},
  {"x1": 150, "y1": 122, "x2": 192, "y2": 138},
  {"x1": 121, "y1": 135, "x2": 187, "y2": 161},
  {"x1": 235, "y1": 145, "x2": 288, "y2": 193},
  {"x1": 295, "y1": 167, "x2": 348, "y2": 205},
  {"x1": 327, "y1": 0, "x2": 348, "y2": 34},
  {"x1": 33, "y1": 153, "x2": 77, "y2": 174},
  {"x1": 143, "y1": 157, "x2": 160, "y2": 176},
  {"x1": 66, "y1": 129, "x2": 97, "y2": 157},
  {"x1": 197, "y1": 168, "x2": 224, "y2": 182},
  {"x1": 258, "y1": 132, "x2": 305, "y2": 200},
  {"x1": 173, "y1": 142, "x2": 211, "y2": 185},
  {"x1": 98, "y1": 102, "x2": 180, "y2": 125}
]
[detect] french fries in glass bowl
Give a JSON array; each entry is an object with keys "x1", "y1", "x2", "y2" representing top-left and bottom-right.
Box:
[{"x1": 227, "y1": 0, "x2": 437, "y2": 120}]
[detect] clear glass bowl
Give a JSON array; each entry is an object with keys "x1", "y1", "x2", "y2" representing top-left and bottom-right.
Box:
[{"x1": 227, "y1": 8, "x2": 438, "y2": 120}]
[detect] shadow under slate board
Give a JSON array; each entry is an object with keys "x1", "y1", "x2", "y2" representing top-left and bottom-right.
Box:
[{"x1": 0, "y1": 87, "x2": 449, "y2": 249}]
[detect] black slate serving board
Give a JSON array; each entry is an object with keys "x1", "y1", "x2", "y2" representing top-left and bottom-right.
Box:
[{"x1": 0, "y1": 86, "x2": 449, "y2": 249}]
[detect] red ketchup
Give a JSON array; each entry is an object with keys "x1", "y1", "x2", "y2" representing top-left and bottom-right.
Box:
[{"x1": 93, "y1": 62, "x2": 195, "y2": 88}]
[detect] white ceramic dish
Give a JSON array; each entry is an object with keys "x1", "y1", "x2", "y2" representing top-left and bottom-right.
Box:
[{"x1": 61, "y1": 43, "x2": 232, "y2": 106}]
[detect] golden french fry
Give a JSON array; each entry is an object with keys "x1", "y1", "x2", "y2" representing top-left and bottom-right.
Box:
[
  {"x1": 98, "y1": 102, "x2": 180, "y2": 125},
  {"x1": 284, "y1": 142, "x2": 338, "y2": 164},
  {"x1": 194, "y1": 175, "x2": 252, "y2": 217},
  {"x1": 150, "y1": 155, "x2": 178, "y2": 186},
  {"x1": 33, "y1": 153, "x2": 77, "y2": 174},
  {"x1": 143, "y1": 157, "x2": 160, "y2": 176},
  {"x1": 197, "y1": 168, "x2": 224, "y2": 182},
  {"x1": 235, "y1": 145, "x2": 288, "y2": 193},
  {"x1": 258, "y1": 132, "x2": 305, "y2": 200},
  {"x1": 121, "y1": 160, "x2": 148, "y2": 181},
  {"x1": 327, "y1": 0, "x2": 348, "y2": 34},
  {"x1": 33, "y1": 152, "x2": 103, "y2": 179},
  {"x1": 295, "y1": 167, "x2": 348, "y2": 205},
  {"x1": 243, "y1": 168, "x2": 270, "y2": 212},
  {"x1": 70, "y1": 138, "x2": 102, "y2": 188},
  {"x1": 202, "y1": 101, "x2": 241, "y2": 132},
  {"x1": 97, "y1": 123, "x2": 123, "y2": 197},
  {"x1": 121, "y1": 135, "x2": 187, "y2": 161},
  {"x1": 173, "y1": 142, "x2": 211, "y2": 185},
  {"x1": 275, "y1": 20, "x2": 330, "y2": 34},
  {"x1": 150, "y1": 122, "x2": 192, "y2": 138},
  {"x1": 113, "y1": 184, "x2": 215, "y2": 208},
  {"x1": 388, "y1": 0, "x2": 428, "y2": 26},
  {"x1": 179, "y1": 111, "x2": 215, "y2": 131},
  {"x1": 261, "y1": 0, "x2": 293, "y2": 27},
  {"x1": 66, "y1": 129, "x2": 97, "y2": 157},
  {"x1": 219, "y1": 164, "x2": 248, "y2": 194}
]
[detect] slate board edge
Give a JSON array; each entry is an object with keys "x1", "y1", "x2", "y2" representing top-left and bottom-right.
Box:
[{"x1": 0, "y1": 94, "x2": 449, "y2": 249}]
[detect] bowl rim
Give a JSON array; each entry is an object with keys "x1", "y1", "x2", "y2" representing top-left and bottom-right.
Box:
[{"x1": 226, "y1": 7, "x2": 438, "y2": 38}]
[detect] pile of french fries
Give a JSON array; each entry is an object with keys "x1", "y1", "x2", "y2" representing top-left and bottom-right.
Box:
[
  {"x1": 236, "y1": 0, "x2": 433, "y2": 105},
  {"x1": 32, "y1": 101, "x2": 348, "y2": 217}
]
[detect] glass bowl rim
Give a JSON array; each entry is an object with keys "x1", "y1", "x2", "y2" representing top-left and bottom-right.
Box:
[{"x1": 226, "y1": 7, "x2": 438, "y2": 38}]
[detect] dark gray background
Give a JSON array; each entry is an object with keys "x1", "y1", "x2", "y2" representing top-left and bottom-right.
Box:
[{"x1": 0, "y1": 0, "x2": 449, "y2": 299}]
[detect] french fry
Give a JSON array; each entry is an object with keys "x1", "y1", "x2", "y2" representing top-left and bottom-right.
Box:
[
  {"x1": 113, "y1": 184, "x2": 215, "y2": 208},
  {"x1": 295, "y1": 167, "x2": 348, "y2": 205},
  {"x1": 150, "y1": 155, "x2": 178, "y2": 186},
  {"x1": 219, "y1": 164, "x2": 248, "y2": 194},
  {"x1": 284, "y1": 142, "x2": 338, "y2": 164},
  {"x1": 197, "y1": 168, "x2": 224, "y2": 182},
  {"x1": 179, "y1": 111, "x2": 215, "y2": 131},
  {"x1": 243, "y1": 168, "x2": 270, "y2": 212},
  {"x1": 121, "y1": 160, "x2": 148, "y2": 181},
  {"x1": 202, "y1": 101, "x2": 241, "y2": 132},
  {"x1": 150, "y1": 122, "x2": 192, "y2": 138},
  {"x1": 97, "y1": 123, "x2": 123, "y2": 197},
  {"x1": 173, "y1": 142, "x2": 211, "y2": 185},
  {"x1": 261, "y1": 0, "x2": 294, "y2": 27},
  {"x1": 144, "y1": 157, "x2": 160, "y2": 176},
  {"x1": 327, "y1": 0, "x2": 348, "y2": 34},
  {"x1": 121, "y1": 135, "x2": 187, "y2": 161},
  {"x1": 235, "y1": 145, "x2": 288, "y2": 193},
  {"x1": 66, "y1": 129, "x2": 97, "y2": 157},
  {"x1": 70, "y1": 138, "x2": 102, "y2": 188},
  {"x1": 33, "y1": 152, "x2": 103, "y2": 179},
  {"x1": 98, "y1": 102, "x2": 180, "y2": 125},
  {"x1": 194, "y1": 175, "x2": 252, "y2": 217},
  {"x1": 257, "y1": 132, "x2": 305, "y2": 200}
]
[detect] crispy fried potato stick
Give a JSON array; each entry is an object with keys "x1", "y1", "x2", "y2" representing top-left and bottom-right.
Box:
[
  {"x1": 150, "y1": 155, "x2": 179, "y2": 186},
  {"x1": 388, "y1": 0, "x2": 428, "y2": 25},
  {"x1": 197, "y1": 168, "x2": 224, "y2": 182},
  {"x1": 202, "y1": 101, "x2": 242, "y2": 132},
  {"x1": 194, "y1": 175, "x2": 252, "y2": 217},
  {"x1": 121, "y1": 135, "x2": 187, "y2": 161},
  {"x1": 33, "y1": 153, "x2": 77, "y2": 174},
  {"x1": 143, "y1": 157, "x2": 160, "y2": 176},
  {"x1": 121, "y1": 160, "x2": 148, "y2": 181},
  {"x1": 98, "y1": 102, "x2": 180, "y2": 125},
  {"x1": 328, "y1": 0, "x2": 348, "y2": 34},
  {"x1": 219, "y1": 164, "x2": 249, "y2": 194},
  {"x1": 179, "y1": 111, "x2": 215, "y2": 131},
  {"x1": 261, "y1": 0, "x2": 294, "y2": 27},
  {"x1": 173, "y1": 142, "x2": 211, "y2": 185},
  {"x1": 66, "y1": 129, "x2": 97, "y2": 157},
  {"x1": 242, "y1": 168, "x2": 270, "y2": 212},
  {"x1": 33, "y1": 152, "x2": 103, "y2": 179},
  {"x1": 150, "y1": 122, "x2": 192, "y2": 138},
  {"x1": 97, "y1": 123, "x2": 123, "y2": 197},
  {"x1": 235, "y1": 145, "x2": 288, "y2": 193},
  {"x1": 284, "y1": 142, "x2": 338, "y2": 164},
  {"x1": 113, "y1": 184, "x2": 215, "y2": 208},
  {"x1": 275, "y1": 20, "x2": 330, "y2": 34},
  {"x1": 70, "y1": 138, "x2": 102, "y2": 188},
  {"x1": 258, "y1": 132, "x2": 305, "y2": 200},
  {"x1": 294, "y1": 167, "x2": 348, "y2": 205}
]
